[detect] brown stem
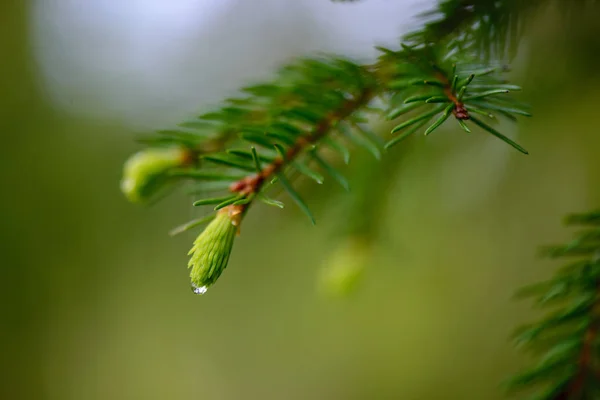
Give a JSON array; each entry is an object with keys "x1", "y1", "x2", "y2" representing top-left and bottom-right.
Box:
[
  {"x1": 552, "y1": 287, "x2": 600, "y2": 399},
  {"x1": 227, "y1": 87, "x2": 375, "y2": 220},
  {"x1": 435, "y1": 71, "x2": 470, "y2": 120}
]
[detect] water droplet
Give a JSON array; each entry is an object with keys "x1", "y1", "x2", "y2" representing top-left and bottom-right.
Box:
[{"x1": 191, "y1": 284, "x2": 208, "y2": 295}]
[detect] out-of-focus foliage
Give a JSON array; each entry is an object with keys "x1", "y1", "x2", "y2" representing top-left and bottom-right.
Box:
[
  {"x1": 339, "y1": 0, "x2": 600, "y2": 61},
  {"x1": 511, "y1": 211, "x2": 600, "y2": 399}
]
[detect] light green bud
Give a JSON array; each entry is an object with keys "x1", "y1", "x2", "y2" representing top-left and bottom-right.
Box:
[
  {"x1": 188, "y1": 207, "x2": 240, "y2": 294},
  {"x1": 318, "y1": 238, "x2": 369, "y2": 297},
  {"x1": 121, "y1": 147, "x2": 190, "y2": 203}
]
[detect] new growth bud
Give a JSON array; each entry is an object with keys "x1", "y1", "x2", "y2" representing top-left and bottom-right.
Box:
[
  {"x1": 121, "y1": 147, "x2": 191, "y2": 203},
  {"x1": 188, "y1": 207, "x2": 240, "y2": 294},
  {"x1": 318, "y1": 238, "x2": 370, "y2": 297}
]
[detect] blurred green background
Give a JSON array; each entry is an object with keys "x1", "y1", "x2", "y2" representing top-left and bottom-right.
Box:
[{"x1": 3, "y1": 1, "x2": 600, "y2": 399}]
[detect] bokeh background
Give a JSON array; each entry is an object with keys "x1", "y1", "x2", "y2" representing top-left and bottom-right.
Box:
[{"x1": 2, "y1": 1, "x2": 600, "y2": 399}]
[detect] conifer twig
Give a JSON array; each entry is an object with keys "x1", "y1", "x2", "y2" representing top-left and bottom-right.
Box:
[
  {"x1": 511, "y1": 212, "x2": 600, "y2": 399},
  {"x1": 121, "y1": 0, "x2": 531, "y2": 294},
  {"x1": 226, "y1": 87, "x2": 375, "y2": 223}
]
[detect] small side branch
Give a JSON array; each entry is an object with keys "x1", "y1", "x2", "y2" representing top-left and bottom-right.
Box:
[
  {"x1": 552, "y1": 283, "x2": 600, "y2": 399},
  {"x1": 512, "y1": 212, "x2": 600, "y2": 399},
  {"x1": 227, "y1": 87, "x2": 375, "y2": 221}
]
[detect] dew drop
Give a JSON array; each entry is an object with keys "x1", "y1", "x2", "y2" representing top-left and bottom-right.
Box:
[{"x1": 191, "y1": 284, "x2": 208, "y2": 295}]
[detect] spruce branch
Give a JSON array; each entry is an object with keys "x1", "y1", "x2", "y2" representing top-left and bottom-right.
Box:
[
  {"x1": 510, "y1": 211, "x2": 600, "y2": 399},
  {"x1": 121, "y1": 0, "x2": 532, "y2": 293},
  {"x1": 151, "y1": 57, "x2": 380, "y2": 293},
  {"x1": 380, "y1": 43, "x2": 529, "y2": 152},
  {"x1": 224, "y1": 85, "x2": 375, "y2": 224},
  {"x1": 405, "y1": 0, "x2": 600, "y2": 60}
]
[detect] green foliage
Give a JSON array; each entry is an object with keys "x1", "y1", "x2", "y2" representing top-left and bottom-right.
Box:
[
  {"x1": 379, "y1": 44, "x2": 529, "y2": 151},
  {"x1": 510, "y1": 211, "x2": 600, "y2": 399},
  {"x1": 400, "y1": 0, "x2": 600, "y2": 60}
]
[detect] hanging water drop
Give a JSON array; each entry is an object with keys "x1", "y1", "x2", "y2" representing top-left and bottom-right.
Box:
[{"x1": 191, "y1": 284, "x2": 208, "y2": 295}]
